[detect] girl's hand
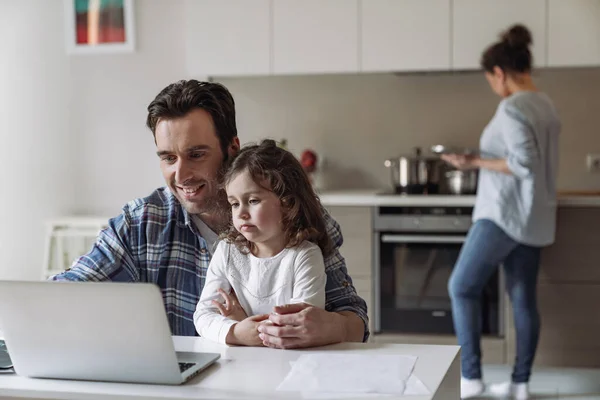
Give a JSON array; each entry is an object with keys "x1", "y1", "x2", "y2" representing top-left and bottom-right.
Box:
[
  {"x1": 212, "y1": 288, "x2": 248, "y2": 321},
  {"x1": 226, "y1": 314, "x2": 270, "y2": 346},
  {"x1": 441, "y1": 153, "x2": 480, "y2": 170}
]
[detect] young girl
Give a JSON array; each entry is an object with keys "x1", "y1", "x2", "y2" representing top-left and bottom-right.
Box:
[{"x1": 193, "y1": 139, "x2": 331, "y2": 346}]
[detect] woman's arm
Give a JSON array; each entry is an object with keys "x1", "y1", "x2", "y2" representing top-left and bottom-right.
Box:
[
  {"x1": 442, "y1": 153, "x2": 512, "y2": 175},
  {"x1": 473, "y1": 157, "x2": 511, "y2": 175}
]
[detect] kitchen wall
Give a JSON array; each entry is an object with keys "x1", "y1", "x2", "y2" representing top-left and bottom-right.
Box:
[
  {"x1": 69, "y1": 0, "x2": 187, "y2": 216},
  {"x1": 2, "y1": 0, "x2": 599, "y2": 280},
  {"x1": 216, "y1": 68, "x2": 600, "y2": 192},
  {"x1": 68, "y1": 0, "x2": 600, "y2": 215},
  {"x1": 77, "y1": 65, "x2": 600, "y2": 217}
]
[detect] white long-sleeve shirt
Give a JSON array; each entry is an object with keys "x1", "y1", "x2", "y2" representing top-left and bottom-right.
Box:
[{"x1": 193, "y1": 240, "x2": 326, "y2": 344}]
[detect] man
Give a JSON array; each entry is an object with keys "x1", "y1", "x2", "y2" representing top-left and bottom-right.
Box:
[{"x1": 52, "y1": 80, "x2": 368, "y2": 348}]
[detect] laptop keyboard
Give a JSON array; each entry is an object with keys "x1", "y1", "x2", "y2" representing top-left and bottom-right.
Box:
[{"x1": 179, "y1": 362, "x2": 196, "y2": 373}]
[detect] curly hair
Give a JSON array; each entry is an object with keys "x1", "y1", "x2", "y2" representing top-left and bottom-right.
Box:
[{"x1": 220, "y1": 139, "x2": 332, "y2": 257}]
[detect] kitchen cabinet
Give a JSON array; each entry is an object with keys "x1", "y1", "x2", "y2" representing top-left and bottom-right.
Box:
[
  {"x1": 539, "y1": 208, "x2": 600, "y2": 283},
  {"x1": 272, "y1": 0, "x2": 359, "y2": 75},
  {"x1": 184, "y1": 1, "x2": 600, "y2": 76},
  {"x1": 184, "y1": 0, "x2": 271, "y2": 77},
  {"x1": 506, "y1": 283, "x2": 600, "y2": 368},
  {"x1": 361, "y1": 0, "x2": 451, "y2": 72},
  {"x1": 325, "y1": 206, "x2": 373, "y2": 331},
  {"x1": 505, "y1": 207, "x2": 600, "y2": 368},
  {"x1": 452, "y1": 0, "x2": 547, "y2": 70},
  {"x1": 547, "y1": 0, "x2": 600, "y2": 67}
]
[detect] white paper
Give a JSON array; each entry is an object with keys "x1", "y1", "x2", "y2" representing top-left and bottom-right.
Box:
[
  {"x1": 296, "y1": 374, "x2": 430, "y2": 399},
  {"x1": 404, "y1": 373, "x2": 430, "y2": 395},
  {"x1": 277, "y1": 353, "x2": 426, "y2": 396}
]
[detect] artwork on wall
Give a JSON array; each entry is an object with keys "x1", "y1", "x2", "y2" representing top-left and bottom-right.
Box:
[{"x1": 64, "y1": 0, "x2": 135, "y2": 54}]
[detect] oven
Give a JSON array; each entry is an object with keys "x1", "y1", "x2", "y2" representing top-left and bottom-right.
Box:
[{"x1": 373, "y1": 206, "x2": 504, "y2": 337}]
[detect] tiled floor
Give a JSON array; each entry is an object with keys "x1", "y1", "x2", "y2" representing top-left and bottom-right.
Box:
[{"x1": 475, "y1": 364, "x2": 600, "y2": 399}]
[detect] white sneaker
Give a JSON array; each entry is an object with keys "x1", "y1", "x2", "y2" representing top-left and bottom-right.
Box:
[
  {"x1": 461, "y1": 377, "x2": 485, "y2": 399},
  {"x1": 488, "y1": 381, "x2": 529, "y2": 400}
]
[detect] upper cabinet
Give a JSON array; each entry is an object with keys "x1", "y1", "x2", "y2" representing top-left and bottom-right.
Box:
[
  {"x1": 361, "y1": 0, "x2": 451, "y2": 72},
  {"x1": 548, "y1": 0, "x2": 600, "y2": 67},
  {"x1": 185, "y1": 0, "x2": 271, "y2": 77},
  {"x1": 272, "y1": 0, "x2": 359, "y2": 75},
  {"x1": 184, "y1": 0, "x2": 600, "y2": 77},
  {"x1": 452, "y1": 0, "x2": 547, "y2": 70}
]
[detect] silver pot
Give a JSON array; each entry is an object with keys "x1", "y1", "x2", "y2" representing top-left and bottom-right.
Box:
[
  {"x1": 384, "y1": 147, "x2": 444, "y2": 194},
  {"x1": 445, "y1": 170, "x2": 478, "y2": 195}
]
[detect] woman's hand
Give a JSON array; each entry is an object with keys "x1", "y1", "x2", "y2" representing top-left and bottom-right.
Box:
[
  {"x1": 212, "y1": 288, "x2": 248, "y2": 322},
  {"x1": 441, "y1": 153, "x2": 480, "y2": 170}
]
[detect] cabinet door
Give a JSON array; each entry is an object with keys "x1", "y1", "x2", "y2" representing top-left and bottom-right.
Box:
[
  {"x1": 539, "y1": 208, "x2": 600, "y2": 283},
  {"x1": 452, "y1": 0, "x2": 547, "y2": 70},
  {"x1": 185, "y1": 0, "x2": 271, "y2": 77},
  {"x1": 273, "y1": 0, "x2": 359, "y2": 74},
  {"x1": 506, "y1": 283, "x2": 600, "y2": 368},
  {"x1": 325, "y1": 206, "x2": 372, "y2": 279},
  {"x1": 548, "y1": 0, "x2": 600, "y2": 67},
  {"x1": 361, "y1": 0, "x2": 451, "y2": 72}
]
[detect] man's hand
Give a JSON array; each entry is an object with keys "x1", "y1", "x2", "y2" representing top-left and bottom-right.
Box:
[
  {"x1": 225, "y1": 314, "x2": 269, "y2": 346},
  {"x1": 257, "y1": 303, "x2": 348, "y2": 349},
  {"x1": 212, "y1": 288, "x2": 248, "y2": 322}
]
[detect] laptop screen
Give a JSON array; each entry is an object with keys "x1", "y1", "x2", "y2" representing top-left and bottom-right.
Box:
[{"x1": 0, "y1": 340, "x2": 12, "y2": 370}]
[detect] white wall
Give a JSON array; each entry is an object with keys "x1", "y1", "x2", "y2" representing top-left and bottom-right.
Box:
[
  {"x1": 0, "y1": 0, "x2": 74, "y2": 280},
  {"x1": 70, "y1": 0, "x2": 187, "y2": 216}
]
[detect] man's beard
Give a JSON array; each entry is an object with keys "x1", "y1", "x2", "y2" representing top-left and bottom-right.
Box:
[
  {"x1": 195, "y1": 187, "x2": 231, "y2": 231},
  {"x1": 187, "y1": 159, "x2": 232, "y2": 232}
]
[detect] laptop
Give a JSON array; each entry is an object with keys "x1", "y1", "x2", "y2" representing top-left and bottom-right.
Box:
[{"x1": 0, "y1": 281, "x2": 220, "y2": 385}]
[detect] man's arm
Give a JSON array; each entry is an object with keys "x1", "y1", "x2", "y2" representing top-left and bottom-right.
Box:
[
  {"x1": 339, "y1": 311, "x2": 367, "y2": 342},
  {"x1": 319, "y1": 208, "x2": 369, "y2": 341},
  {"x1": 50, "y1": 211, "x2": 139, "y2": 282}
]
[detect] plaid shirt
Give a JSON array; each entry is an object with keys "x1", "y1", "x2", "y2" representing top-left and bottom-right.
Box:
[{"x1": 51, "y1": 188, "x2": 369, "y2": 341}]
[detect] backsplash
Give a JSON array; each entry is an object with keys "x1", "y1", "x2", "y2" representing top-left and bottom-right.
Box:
[{"x1": 218, "y1": 68, "x2": 600, "y2": 192}]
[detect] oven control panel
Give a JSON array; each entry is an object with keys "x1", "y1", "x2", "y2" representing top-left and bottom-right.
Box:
[{"x1": 374, "y1": 206, "x2": 473, "y2": 233}]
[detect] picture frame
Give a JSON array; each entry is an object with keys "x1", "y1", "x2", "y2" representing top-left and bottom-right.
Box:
[{"x1": 64, "y1": 0, "x2": 135, "y2": 55}]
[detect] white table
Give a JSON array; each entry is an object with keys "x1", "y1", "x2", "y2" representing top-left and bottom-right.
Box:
[{"x1": 0, "y1": 336, "x2": 460, "y2": 400}]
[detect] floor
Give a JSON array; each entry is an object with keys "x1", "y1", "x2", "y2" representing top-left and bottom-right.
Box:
[{"x1": 476, "y1": 364, "x2": 600, "y2": 399}]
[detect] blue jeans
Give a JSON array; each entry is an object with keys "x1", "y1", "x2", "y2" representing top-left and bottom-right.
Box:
[{"x1": 448, "y1": 219, "x2": 541, "y2": 383}]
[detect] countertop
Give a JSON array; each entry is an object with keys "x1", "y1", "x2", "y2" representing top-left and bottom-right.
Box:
[
  {"x1": 0, "y1": 336, "x2": 459, "y2": 400},
  {"x1": 317, "y1": 189, "x2": 600, "y2": 207}
]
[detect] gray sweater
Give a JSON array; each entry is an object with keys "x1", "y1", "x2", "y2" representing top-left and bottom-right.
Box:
[{"x1": 473, "y1": 91, "x2": 561, "y2": 246}]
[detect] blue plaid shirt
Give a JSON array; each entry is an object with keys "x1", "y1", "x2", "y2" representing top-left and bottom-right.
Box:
[{"x1": 51, "y1": 188, "x2": 369, "y2": 341}]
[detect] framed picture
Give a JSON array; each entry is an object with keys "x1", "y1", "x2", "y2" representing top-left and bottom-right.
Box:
[{"x1": 64, "y1": 0, "x2": 135, "y2": 54}]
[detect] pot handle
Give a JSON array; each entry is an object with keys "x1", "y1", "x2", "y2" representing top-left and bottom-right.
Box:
[{"x1": 384, "y1": 159, "x2": 396, "y2": 168}]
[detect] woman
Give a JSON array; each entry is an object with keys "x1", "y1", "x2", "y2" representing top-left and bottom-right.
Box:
[{"x1": 443, "y1": 24, "x2": 560, "y2": 400}]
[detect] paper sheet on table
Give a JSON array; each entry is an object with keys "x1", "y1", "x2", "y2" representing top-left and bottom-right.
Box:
[
  {"x1": 276, "y1": 353, "x2": 428, "y2": 396},
  {"x1": 296, "y1": 374, "x2": 431, "y2": 399}
]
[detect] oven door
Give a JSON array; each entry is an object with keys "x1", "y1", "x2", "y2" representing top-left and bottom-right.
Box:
[{"x1": 373, "y1": 233, "x2": 502, "y2": 336}]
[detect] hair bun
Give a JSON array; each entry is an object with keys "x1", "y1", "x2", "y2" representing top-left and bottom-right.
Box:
[{"x1": 501, "y1": 24, "x2": 532, "y2": 48}]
